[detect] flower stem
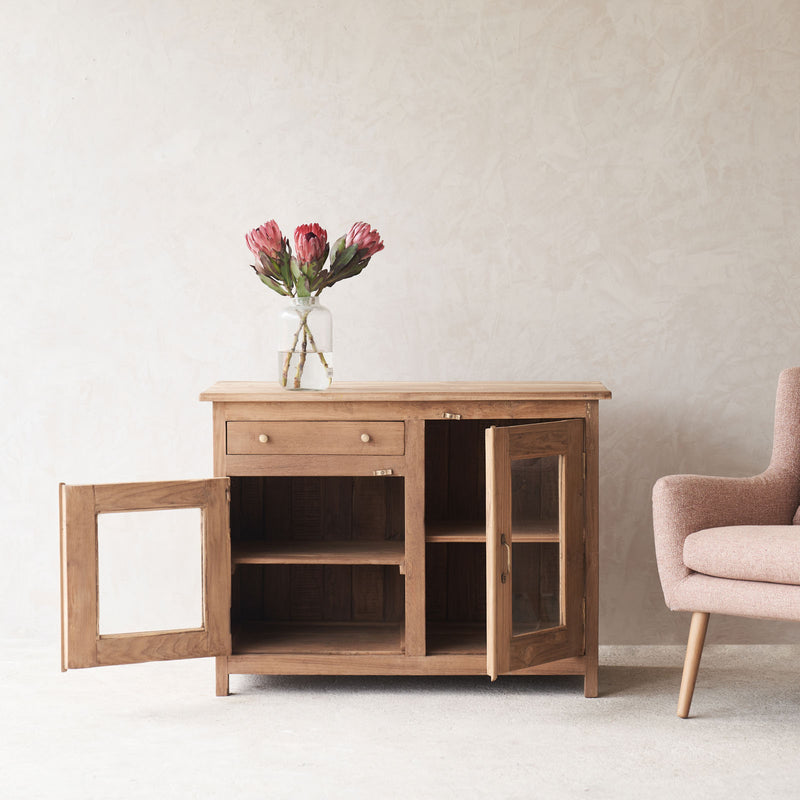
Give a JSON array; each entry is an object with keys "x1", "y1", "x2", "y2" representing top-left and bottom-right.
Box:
[
  {"x1": 280, "y1": 316, "x2": 305, "y2": 387},
  {"x1": 280, "y1": 307, "x2": 328, "y2": 389},
  {"x1": 304, "y1": 323, "x2": 329, "y2": 370},
  {"x1": 294, "y1": 326, "x2": 308, "y2": 388}
]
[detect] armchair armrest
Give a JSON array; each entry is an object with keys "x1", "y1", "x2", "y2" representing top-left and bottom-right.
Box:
[{"x1": 652, "y1": 470, "x2": 798, "y2": 606}]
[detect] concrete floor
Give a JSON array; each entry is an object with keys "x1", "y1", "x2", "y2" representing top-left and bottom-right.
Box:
[{"x1": 3, "y1": 641, "x2": 799, "y2": 799}]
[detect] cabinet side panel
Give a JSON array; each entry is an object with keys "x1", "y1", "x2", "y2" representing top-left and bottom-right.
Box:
[
  {"x1": 212, "y1": 403, "x2": 227, "y2": 477},
  {"x1": 584, "y1": 402, "x2": 600, "y2": 697},
  {"x1": 563, "y1": 420, "x2": 586, "y2": 651}
]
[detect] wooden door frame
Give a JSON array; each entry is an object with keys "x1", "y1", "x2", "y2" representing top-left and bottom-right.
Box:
[
  {"x1": 60, "y1": 478, "x2": 231, "y2": 669},
  {"x1": 486, "y1": 419, "x2": 585, "y2": 679}
]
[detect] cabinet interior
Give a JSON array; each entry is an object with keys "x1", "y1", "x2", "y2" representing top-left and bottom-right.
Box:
[
  {"x1": 426, "y1": 542, "x2": 486, "y2": 654},
  {"x1": 229, "y1": 476, "x2": 405, "y2": 654},
  {"x1": 424, "y1": 418, "x2": 561, "y2": 654},
  {"x1": 424, "y1": 418, "x2": 543, "y2": 536},
  {"x1": 226, "y1": 419, "x2": 568, "y2": 658}
]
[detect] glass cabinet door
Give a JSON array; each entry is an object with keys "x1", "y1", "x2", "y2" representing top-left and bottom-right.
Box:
[
  {"x1": 486, "y1": 420, "x2": 584, "y2": 678},
  {"x1": 60, "y1": 478, "x2": 230, "y2": 669}
]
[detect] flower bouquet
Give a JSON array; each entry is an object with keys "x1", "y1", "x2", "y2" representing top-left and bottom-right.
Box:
[{"x1": 246, "y1": 220, "x2": 384, "y2": 389}]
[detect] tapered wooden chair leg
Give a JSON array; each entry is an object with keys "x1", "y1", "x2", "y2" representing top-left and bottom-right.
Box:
[{"x1": 677, "y1": 612, "x2": 709, "y2": 718}]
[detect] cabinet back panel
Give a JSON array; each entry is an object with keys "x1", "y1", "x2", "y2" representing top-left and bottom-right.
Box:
[
  {"x1": 425, "y1": 543, "x2": 486, "y2": 624},
  {"x1": 424, "y1": 420, "x2": 545, "y2": 524},
  {"x1": 230, "y1": 476, "x2": 404, "y2": 543},
  {"x1": 233, "y1": 565, "x2": 404, "y2": 624}
]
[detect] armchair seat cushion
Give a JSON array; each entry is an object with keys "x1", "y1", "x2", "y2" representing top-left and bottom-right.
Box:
[{"x1": 683, "y1": 526, "x2": 800, "y2": 586}]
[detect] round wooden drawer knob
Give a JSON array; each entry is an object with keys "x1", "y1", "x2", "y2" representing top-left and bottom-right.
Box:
[
  {"x1": 360, "y1": 433, "x2": 371, "y2": 443},
  {"x1": 258, "y1": 434, "x2": 270, "y2": 443}
]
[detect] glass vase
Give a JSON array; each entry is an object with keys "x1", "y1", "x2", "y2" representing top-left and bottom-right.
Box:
[{"x1": 277, "y1": 296, "x2": 332, "y2": 390}]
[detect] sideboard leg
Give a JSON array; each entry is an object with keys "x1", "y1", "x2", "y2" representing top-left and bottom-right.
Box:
[
  {"x1": 216, "y1": 656, "x2": 229, "y2": 696},
  {"x1": 584, "y1": 654, "x2": 599, "y2": 698}
]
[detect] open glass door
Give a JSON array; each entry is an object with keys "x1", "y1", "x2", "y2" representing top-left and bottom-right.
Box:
[
  {"x1": 486, "y1": 420, "x2": 584, "y2": 678},
  {"x1": 60, "y1": 478, "x2": 230, "y2": 669}
]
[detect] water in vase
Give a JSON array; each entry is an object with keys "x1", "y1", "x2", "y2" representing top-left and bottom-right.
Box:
[{"x1": 277, "y1": 351, "x2": 333, "y2": 390}]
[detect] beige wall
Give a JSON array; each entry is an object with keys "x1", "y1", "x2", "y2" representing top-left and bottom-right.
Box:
[{"x1": 3, "y1": 0, "x2": 799, "y2": 643}]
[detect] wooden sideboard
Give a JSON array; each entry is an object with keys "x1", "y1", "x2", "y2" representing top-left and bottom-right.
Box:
[{"x1": 60, "y1": 381, "x2": 611, "y2": 696}]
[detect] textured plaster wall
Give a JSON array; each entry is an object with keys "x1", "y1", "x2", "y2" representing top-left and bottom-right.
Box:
[{"x1": 2, "y1": 0, "x2": 799, "y2": 644}]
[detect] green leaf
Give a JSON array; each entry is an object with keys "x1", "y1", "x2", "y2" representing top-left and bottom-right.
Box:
[
  {"x1": 281, "y1": 256, "x2": 295, "y2": 289},
  {"x1": 260, "y1": 252, "x2": 284, "y2": 279},
  {"x1": 331, "y1": 243, "x2": 358, "y2": 273},
  {"x1": 295, "y1": 275, "x2": 311, "y2": 296},
  {"x1": 310, "y1": 269, "x2": 330, "y2": 292},
  {"x1": 300, "y1": 261, "x2": 317, "y2": 280},
  {"x1": 330, "y1": 256, "x2": 370, "y2": 284},
  {"x1": 331, "y1": 234, "x2": 347, "y2": 256},
  {"x1": 290, "y1": 260, "x2": 310, "y2": 296},
  {"x1": 259, "y1": 274, "x2": 291, "y2": 295}
]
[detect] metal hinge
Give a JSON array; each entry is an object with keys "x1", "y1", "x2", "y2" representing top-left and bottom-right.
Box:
[
  {"x1": 582, "y1": 452, "x2": 586, "y2": 480},
  {"x1": 373, "y1": 468, "x2": 393, "y2": 476}
]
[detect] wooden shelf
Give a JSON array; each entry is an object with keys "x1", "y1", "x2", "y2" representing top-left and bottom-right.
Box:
[
  {"x1": 232, "y1": 540, "x2": 405, "y2": 567},
  {"x1": 233, "y1": 622, "x2": 404, "y2": 655},
  {"x1": 427, "y1": 623, "x2": 487, "y2": 656},
  {"x1": 425, "y1": 521, "x2": 560, "y2": 543}
]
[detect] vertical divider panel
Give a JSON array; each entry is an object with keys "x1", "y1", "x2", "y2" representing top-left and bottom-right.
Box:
[{"x1": 404, "y1": 418, "x2": 426, "y2": 656}]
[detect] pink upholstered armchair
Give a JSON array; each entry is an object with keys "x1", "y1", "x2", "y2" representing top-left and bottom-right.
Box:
[{"x1": 653, "y1": 367, "x2": 800, "y2": 717}]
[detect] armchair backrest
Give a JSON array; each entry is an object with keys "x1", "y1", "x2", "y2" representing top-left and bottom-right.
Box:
[
  {"x1": 770, "y1": 367, "x2": 800, "y2": 484},
  {"x1": 653, "y1": 368, "x2": 800, "y2": 604}
]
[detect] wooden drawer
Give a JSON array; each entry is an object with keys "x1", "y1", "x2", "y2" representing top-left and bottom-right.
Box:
[{"x1": 226, "y1": 421, "x2": 405, "y2": 456}]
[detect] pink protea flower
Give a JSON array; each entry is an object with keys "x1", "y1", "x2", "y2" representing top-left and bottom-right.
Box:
[
  {"x1": 246, "y1": 220, "x2": 284, "y2": 258},
  {"x1": 346, "y1": 222, "x2": 384, "y2": 258},
  {"x1": 294, "y1": 223, "x2": 328, "y2": 264}
]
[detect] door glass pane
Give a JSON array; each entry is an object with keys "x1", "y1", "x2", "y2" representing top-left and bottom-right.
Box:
[
  {"x1": 98, "y1": 508, "x2": 203, "y2": 635},
  {"x1": 510, "y1": 455, "x2": 561, "y2": 636},
  {"x1": 511, "y1": 543, "x2": 560, "y2": 635}
]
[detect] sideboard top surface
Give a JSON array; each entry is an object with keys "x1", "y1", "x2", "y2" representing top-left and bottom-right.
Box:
[{"x1": 200, "y1": 381, "x2": 612, "y2": 403}]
